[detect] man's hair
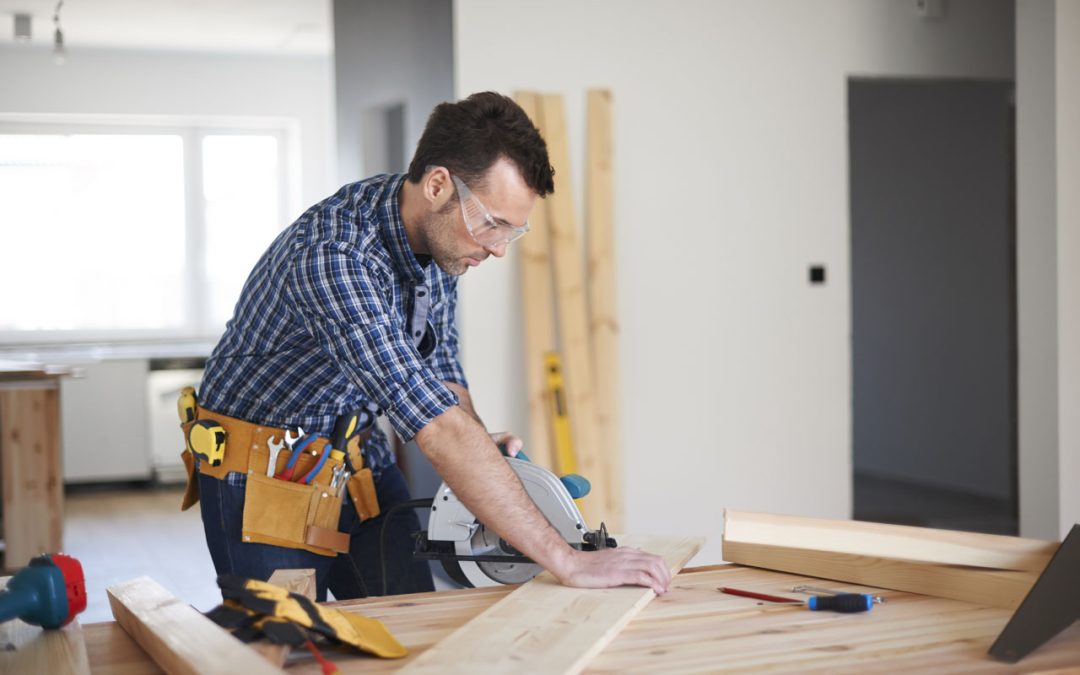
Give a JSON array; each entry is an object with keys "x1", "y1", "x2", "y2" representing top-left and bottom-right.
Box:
[{"x1": 408, "y1": 91, "x2": 555, "y2": 197}]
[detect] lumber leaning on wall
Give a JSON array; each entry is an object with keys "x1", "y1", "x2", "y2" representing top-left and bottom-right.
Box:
[
  {"x1": 400, "y1": 535, "x2": 704, "y2": 675},
  {"x1": 512, "y1": 90, "x2": 557, "y2": 472},
  {"x1": 108, "y1": 576, "x2": 282, "y2": 675},
  {"x1": 724, "y1": 509, "x2": 1058, "y2": 572},
  {"x1": 539, "y1": 93, "x2": 605, "y2": 528},
  {"x1": 585, "y1": 88, "x2": 622, "y2": 532}
]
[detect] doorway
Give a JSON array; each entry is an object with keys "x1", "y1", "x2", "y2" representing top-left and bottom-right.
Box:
[{"x1": 849, "y1": 78, "x2": 1017, "y2": 535}]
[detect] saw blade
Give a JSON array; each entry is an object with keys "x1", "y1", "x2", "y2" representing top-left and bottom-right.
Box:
[{"x1": 467, "y1": 523, "x2": 541, "y2": 585}]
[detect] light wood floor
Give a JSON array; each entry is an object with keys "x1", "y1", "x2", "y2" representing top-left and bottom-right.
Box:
[{"x1": 63, "y1": 485, "x2": 221, "y2": 624}]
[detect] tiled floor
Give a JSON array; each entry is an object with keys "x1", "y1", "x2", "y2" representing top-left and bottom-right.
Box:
[
  {"x1": 63, "y1": 485, "x2": 221, "y2": 624},
  {"x1": 61, "y1": 484, "x2": 456, "y2": 624}
]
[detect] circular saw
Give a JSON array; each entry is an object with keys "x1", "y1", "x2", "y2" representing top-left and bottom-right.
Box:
[{"x1": 415, "y1": 454, "x2": 616, "y2": 588}]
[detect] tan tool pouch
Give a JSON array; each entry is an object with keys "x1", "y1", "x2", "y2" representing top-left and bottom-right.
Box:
[
  {"x1": 241, "y1": 443, "x2": 348, "y2": 557},
  {"x1": 347, "y1": 468, "x2": 381, "y2": 521}
]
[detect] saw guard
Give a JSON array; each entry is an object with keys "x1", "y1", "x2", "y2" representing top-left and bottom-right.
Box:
[{"x1": 427, "y1": 457, "x2": 589, "y2": 587}]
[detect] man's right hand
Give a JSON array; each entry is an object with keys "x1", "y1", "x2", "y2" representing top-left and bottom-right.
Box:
[{"x1": 550, "y1": 546, "x2": 672, "y2": 595}]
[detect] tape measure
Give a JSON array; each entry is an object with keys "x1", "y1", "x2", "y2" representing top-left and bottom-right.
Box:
[{"x1": 187, "y1": 420, "x2": 226, "y2": 467}]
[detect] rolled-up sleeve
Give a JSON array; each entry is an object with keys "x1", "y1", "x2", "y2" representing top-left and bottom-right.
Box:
[
  {"x1": 285, "y1": 239, "x2": 458, "y2": 441},
  {"x1": 427, "y1": 282, "x2": 468, "y2": 388}
]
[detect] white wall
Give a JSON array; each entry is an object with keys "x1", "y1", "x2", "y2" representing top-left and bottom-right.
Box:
[
  {"x1": 1056, "y1": 0, "x2": 1080, "y2": 537},
  {"x1": 0, "y1": 45, "x2": 336, "y2": 211},
  {"x1": 453, "y1": 0, "x2": 1014, "y2": 563}
]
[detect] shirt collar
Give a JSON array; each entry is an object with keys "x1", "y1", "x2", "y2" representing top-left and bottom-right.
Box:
[{"x1": 378, "y1": 173, "x2": 428, "y2": 283}]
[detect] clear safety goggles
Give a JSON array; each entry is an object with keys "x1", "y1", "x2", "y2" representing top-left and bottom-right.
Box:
[{"x1": 451, "y1": 175, "x2": 530, "y2": 248}]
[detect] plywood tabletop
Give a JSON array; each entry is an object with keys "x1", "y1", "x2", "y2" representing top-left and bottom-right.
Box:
[{"x1": 81, "y1": 565, "x2": 1080, "y2": 674}]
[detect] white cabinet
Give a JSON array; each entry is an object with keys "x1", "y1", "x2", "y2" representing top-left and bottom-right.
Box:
[
  {"x1": 147, "y1": 368, "x2": 203, "y2": 483},
  {"x1": 61, "y1": 359, "x2": 152, "y2": 482}
]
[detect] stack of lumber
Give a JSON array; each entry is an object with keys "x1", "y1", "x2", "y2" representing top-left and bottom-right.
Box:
[
  {"x1": 722, "y1": 509, "x2": 1059, "y2": 609},
  {"x1": 513, "y1": 90, "x2": 622, "y2": 531}
]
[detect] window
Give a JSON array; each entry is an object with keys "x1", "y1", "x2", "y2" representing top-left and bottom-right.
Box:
[{"x1": 0, "y1": 122, "x2": 291, "y2": 343}]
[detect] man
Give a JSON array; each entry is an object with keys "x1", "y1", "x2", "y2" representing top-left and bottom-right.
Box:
[{"x1": 193, "y1": 91, "x2": 670, "y2": 600}]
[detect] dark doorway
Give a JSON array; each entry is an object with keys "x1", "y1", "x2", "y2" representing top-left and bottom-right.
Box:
[{"x1": 849, "y1": 78, "x2": 1017, "y2": 535}]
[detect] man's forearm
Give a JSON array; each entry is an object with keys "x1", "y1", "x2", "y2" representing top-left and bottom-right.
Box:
[{"x1": 415, "y1": 405, "x2": 572, "y2": 574}]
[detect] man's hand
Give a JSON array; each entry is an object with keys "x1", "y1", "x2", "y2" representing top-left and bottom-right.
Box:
[
  {"x1": 489, "y1": 431, "x2": 523, "y2": 456},
  {"x1": 551, "y1": 547, "x2": 672, "y2": 595}
]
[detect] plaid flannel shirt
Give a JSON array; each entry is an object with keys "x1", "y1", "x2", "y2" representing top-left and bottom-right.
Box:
[{"x1": 199, "y1": 173, "x2": 467, "y2": 476}]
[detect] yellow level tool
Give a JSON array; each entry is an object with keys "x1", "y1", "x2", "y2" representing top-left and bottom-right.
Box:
[{"x1": 543, "y1": 351, "x2": 577, "y2": 476}]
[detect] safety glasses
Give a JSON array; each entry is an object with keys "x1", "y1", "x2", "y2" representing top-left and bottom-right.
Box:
[{"x1": 451, "y1": 175, "x2": 529, "y2": 248}]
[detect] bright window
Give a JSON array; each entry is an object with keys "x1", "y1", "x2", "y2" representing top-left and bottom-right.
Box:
[{"x1": 0, "y1": 125, "x2": 290, "y2": 342}]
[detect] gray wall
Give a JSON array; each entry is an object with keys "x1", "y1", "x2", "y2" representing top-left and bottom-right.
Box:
[
  {"x1": 1016, "y1": 0, "x2": 1059, "y2": 538},
  {"x1": 332, "y1": 0, "x2": 454, "y2": 183},
  {"x1": 851, "y1": 79, "x2": 1015, "y2": 500}
]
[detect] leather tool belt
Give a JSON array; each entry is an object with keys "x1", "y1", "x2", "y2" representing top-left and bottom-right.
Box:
[{"x1": 180, "y1": 406, "x2": 378, "y2": 558}]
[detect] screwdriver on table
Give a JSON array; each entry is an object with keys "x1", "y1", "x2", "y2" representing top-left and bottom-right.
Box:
[{"x1": 719, "y1": 587, "x2": 880, "y2": 613}]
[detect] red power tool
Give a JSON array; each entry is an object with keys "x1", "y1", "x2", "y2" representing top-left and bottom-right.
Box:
[{"x1": 0, "y1": 553, "x2": 87, "y2": 628}]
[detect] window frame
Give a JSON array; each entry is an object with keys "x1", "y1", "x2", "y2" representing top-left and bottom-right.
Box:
[{"x1": 0, "y1": 115, "x2": 295, "y2": 347}]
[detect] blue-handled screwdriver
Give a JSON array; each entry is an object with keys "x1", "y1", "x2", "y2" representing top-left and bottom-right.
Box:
[{"x1": 719, "y1": 586, "x2": 882, "y2": 613}]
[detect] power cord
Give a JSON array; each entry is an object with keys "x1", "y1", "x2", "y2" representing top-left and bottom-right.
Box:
[{"x1": 379, "y1": 498, "x2": 434, "y2": 596}]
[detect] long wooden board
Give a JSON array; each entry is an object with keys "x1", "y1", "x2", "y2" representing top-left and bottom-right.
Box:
[
  {"x1": 722, "y1": 539, "x2": 1037, "y2": 609},
  {"x1": 585, "y1": 88, "x2": 622, "y2": 532},
  {"x1": 539, "y1": 93, "x2": 603, "y2": 528},
  {"x1": 107, "y1": 576, "x2": 281, "y2": 675},
  {"x1": 400, "y1": 535, "x2": 703, "y2": 675},
  {"x1": 724, "y1": 509, "x2": 1058, "y2": 572},
  {"x1": 0, "y1": 575, "x2": 90, "y2": 675},
  {"x1": 513, "y1": 90, "x2": 557, "y2": 471}
]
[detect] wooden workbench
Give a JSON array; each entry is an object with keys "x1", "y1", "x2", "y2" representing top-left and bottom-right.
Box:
[{"x1": 81, "y1": 564, "x2": 1080, "y2": 673}]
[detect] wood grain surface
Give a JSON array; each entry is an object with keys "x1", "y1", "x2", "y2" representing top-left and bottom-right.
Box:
[
  {"x1": 81, "y1": 564, "x2": 1080, "y2": 673},
  {"x1": 399, "y1": 535, "x2": 703, "y2": 675},
  {"x1": 725, "y1": 509, "x2": 1058, "y2": 572}
]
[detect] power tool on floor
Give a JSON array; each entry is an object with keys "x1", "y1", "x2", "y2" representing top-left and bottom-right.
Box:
[
  {"x1": 0, "y1": 553, "x2": 87, "y2": 628},
  {"x1": 414, "y1": 450, "x2": 616, "y2": 588}
]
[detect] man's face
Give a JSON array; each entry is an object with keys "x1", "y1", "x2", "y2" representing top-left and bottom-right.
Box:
[{"x1": 424, "y1": 157, "x2": 536, "y2": 276}]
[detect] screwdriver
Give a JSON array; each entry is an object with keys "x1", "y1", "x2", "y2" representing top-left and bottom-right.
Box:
[{"x1": 718, "y1": 587, "x2": 878, "y2": 613}]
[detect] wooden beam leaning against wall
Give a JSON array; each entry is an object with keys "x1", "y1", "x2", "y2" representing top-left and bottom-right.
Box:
[
  {"x1": 539, "y1": 93, "x2": 604, "y2": 529},
  {"x1": 586, "y1": 89, "x2": 622, "y2": 532},
  {"x1": 512, "y1": 91, "x2": 556, "y2": 472}
]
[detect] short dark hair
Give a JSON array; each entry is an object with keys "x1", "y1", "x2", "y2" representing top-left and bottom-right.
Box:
[{"x1": 408, "y1": 91, "x2": 555, "y2": 197}]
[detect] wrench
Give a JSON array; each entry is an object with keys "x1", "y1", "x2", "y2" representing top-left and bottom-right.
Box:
[{"x1": 266, "y1": 436, "x2": 287, "y2": 477}]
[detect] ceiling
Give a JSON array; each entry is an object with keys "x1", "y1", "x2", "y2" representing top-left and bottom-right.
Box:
[{"x1": 0, "y1": 0, "x2": 332, "y2": 55}]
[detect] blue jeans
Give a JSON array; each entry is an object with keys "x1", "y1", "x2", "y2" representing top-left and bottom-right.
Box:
[{"x1": 198, "y1": 464, "x2": 434, "y2": 601}]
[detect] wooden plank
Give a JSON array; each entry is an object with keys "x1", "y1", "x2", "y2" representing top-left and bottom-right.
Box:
[
  {"x1": 0, "y1": 383, "x2": 64, "y2": 568},
  {"x1": 399, "y1": 535, "x2": 703, "y2": 675},
  {"x1": 585, "y1": 88, "x2": 622, "y2": 532},
  {"x1": 722, "y1": 539, "x2": 1037, "y2": 610},
  {"x1": 0, "y1": 575, "x2": 91, "y2": 674},
  {"x1": 107, "y1": 576, "x2": 282, "y2": 675},
  {"x1": 539, "y1": 93, "x2": 603, "y2": 527},
  {"x1": 724, "y1": 509, "x2": 1058, "y2": 572},
  {"x1": 512, "y1": 90, "x2": 557, "y2": 471}
]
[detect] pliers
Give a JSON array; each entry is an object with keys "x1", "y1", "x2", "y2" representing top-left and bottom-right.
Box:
[
  {"x1": 276, "y1": 428, "x2": 316, "y2": 481},
  {"x1": 299, "y1": 445, "x2": 333, "y2": 485}
]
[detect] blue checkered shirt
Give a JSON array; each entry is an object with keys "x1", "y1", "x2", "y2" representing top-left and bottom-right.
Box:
[{"x1": 199, "y1": 173, "x2": 466, "y2": 475}]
